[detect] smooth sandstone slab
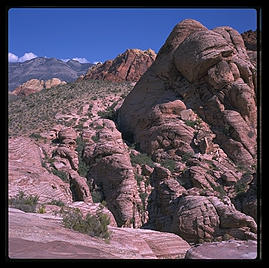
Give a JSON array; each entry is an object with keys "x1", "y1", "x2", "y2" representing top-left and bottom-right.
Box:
[
  {"x1": 8, "y1": 208, "x2": 190, "y2": 259},
  {"x1": 185, "y1": 240, "x2": 257, "y2": 259}
]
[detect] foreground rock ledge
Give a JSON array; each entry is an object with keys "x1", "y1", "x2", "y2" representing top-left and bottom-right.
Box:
[
  {"x1": 8, "y1": 208, "x2": 190, "y2": 259},
  {"x1": 185, "y1": 240, "x2": 257, "y2": 259}
]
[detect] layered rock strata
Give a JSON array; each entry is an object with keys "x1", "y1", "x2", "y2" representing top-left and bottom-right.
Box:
[
  {"x1": 82, "y1": 48, "x2": 156, "y2": 83},
  {"x1": 118, "y1": 19, "x2": 257, "y2": 167},
  {"x1": 82, "y1": 119, "x2": 143, "y2": 227}
]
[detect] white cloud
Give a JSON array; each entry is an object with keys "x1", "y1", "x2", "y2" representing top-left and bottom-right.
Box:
[
  {"x1": 61, "y1": 57, "x2": 89, "y2": 63},
  {"x1": 9, "y1": 52, "x2": 89, "y2": 64},
  {"x1": 61, "y1": 58, "x2": 70, "y2": 62},
  {"x1": 8, "y1": 52, "x2": 38, "y2": 62},
  {"x1": 93, "y1": 61, "x2": 102, "y2": 64},
  {"x1": 8, "y1": 53, "x2": 19, "y2": 62},
  {"x1": 72, "y1": 57, "x2": 89, "y2": 63},
  {"x1": 18, "y1": 52, "x2": 38, "y2": 62}
]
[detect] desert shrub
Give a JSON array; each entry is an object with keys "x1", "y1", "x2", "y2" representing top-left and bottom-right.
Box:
[
  {"x1": 9, "y1": 191, "x2": 39, "y2": 212},
  {"x1": 130, "y1": 153, "x2": 155, "y2": 168},
  {"x1": 234, "y1": 180, "x2": 248, "y2": 195},
  {"x1": 62, "y1": 207, "x2": 111, "y2": 241},
  {"x1": 91, "y1": 189, "x2": 104, "y2": 203},
  {"x1": 97, "y1": 101, "x2": 118, "y2": 121},
  {"x1": 184, "y1": 118, "x2": 202, "y2": 129},
  {"x1": 48, "y1": 199, "x2": 65, "y2": 207},
  {"x1": 135, "y1": 174, "x2": 144, "y2": 186},
  {"x1": 75, "y1": 136, "x2": 90, "y2": 177},
  {"x1": 161, "y1": 158, "x2": 177, "y2": 172},
  {"x1": 29, "y1": 132, "x2": 42, "y2": 140},
  {"x1": 37, "y1": 204, "x2": 46, "y2": 214},
  {"x1": 51, "y1": 168, "x2": 69, "y2": 182},
  {"x1": 139, "y1": 192, "x2": 148, "y2": 212},
  {"x1": 180, "y1": 152, "x2": 194, "y2": 162}
]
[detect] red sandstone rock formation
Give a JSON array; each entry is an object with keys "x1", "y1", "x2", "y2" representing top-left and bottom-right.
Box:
[
  {"x1": 11, "y1": 78, "x2": 66, "y2": 96},
  {"x1": 119, "y1": 19, "x2": 257, "y2": 167},
  {"x1": 82, "y1": 48, "x2": 156, "y2": 83}
]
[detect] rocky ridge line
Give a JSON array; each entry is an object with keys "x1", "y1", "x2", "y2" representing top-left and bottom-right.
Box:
[
  {"x1": 11, "y1": 78, "x2": 67, "y2": 96},
  {"x1": 80, "y1": 48, "x2": 156, "y2": 83}
]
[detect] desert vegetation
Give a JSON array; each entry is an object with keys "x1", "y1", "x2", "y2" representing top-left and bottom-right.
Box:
[{"x1": 8, "y1": 79, "x2": 133, "y2": 137}]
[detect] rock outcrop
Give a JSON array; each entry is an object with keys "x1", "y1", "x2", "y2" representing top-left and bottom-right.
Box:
[
  {"x1": 241, "y1": 30, "x2": 257, "y2": 67},
  {"x1": 82, "y1": 48, "x2": 156, "y2": 83},
  {"x1": 82, "y1": 119, "x2": 143, "y2": 227},
  {"x1": 8, "y1": 137, "x2": 73, "y2": 204},
  {"x1": 171, "y1": 195, "x2": 257, "y2": 243},
  {"x1": 185, "y1": 239, "x2": 257, "y2": 259},
  {"x1": 118, "y1": 19, "x2": 257, "y2": 167},
  {"x1": 11, "y1": 78, "x2": 66, "y2": 96},
  {"x1": 241, "y1": 30, "x2": 257, "y2": 51},
  {"x1": 11, "y1": 79, "x2": 45, "y2": 96},
  {"x1": 9, "y1": 208, "x2": 191, "y2": 259},
  {"x1": 117, "y1": 19, "x2": 257, "y2": 243},
  {"x1": 146, "y1": 165, "x2": 257, "y2": 243}
]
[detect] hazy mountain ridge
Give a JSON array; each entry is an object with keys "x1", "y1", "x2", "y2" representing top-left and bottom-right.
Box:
[{"x1": 8, "y1": 57, "x2": 93, "y2": 91}]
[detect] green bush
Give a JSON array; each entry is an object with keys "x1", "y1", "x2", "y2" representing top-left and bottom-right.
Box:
[
  {"x1": 62, "y1": 207, "x2": 111, "y2": 241},
  {"x1": 180, "y1": 152, "x2": 193, "y2": 162},
  {"x1": 161, "y1": 159, "x2": 177, "y2": 172},
  {"x1": 91, "y1": 189, "x2": 104, "y2": 203},
  {"x1": 130, "y1": 153, "x2": 155, "y2": 168},
  {"x1": 29, "y1": 132, "x2": 42, "y2": 140},
  {"x1": 91, "y1": 134, "x2": 100, "y2": 143},
  {"x1": 37, "y1": 204, "x2": 46, "y2": 214},
  {"x1": 97, "y1": 101, "x2": 118, "y2": 121},
  {"x1": 51, "y1": 168, "x2": 69, "y2": 182},
  {"x1": 9, "y1": 191, "x2": 39, "y2": 212},
  {"x1": 48, "y1": 199, "x2": 65, "y2": 207},
  {"x1": 75, "y1": 136, "x2": 89, "y2": 177},
  {"x1": 234, "y1": 180, "x2": 248, "y2": 195}
]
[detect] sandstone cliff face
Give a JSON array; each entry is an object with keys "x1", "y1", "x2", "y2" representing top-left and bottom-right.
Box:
[
  {"x1": 8, "y1": 136, "x2": 73, "y2": 204},
  {"x1": 82, "y1": 119, "x2": 143, "y2": 227},
  {"x1": 82, "y1": 48, "x2": 156, "y2": 83},
  {"x1": 118, "y1": 19, "x2": 257, "y2": 167},
  {"x1": 11, "y1": 78, "x2": 66, "y2": 96},
  {"x1": 118, "y1": 19, "x2": 257, "y2": 242}
]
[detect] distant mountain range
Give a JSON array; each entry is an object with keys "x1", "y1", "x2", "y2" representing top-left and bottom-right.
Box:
[{"x1": 8, "y1": 57, "x2": 94, "y2": 91}]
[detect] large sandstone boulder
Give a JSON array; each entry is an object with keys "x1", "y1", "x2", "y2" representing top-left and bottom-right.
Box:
[
  {"x1": 11, "y1": 79, "x2": 45, "y2": 96},
  {"x1": 82, "y1": 119, "x2": 143, "y2": 227},
  {"x1": 83, "y1": 48, "x2": 156, "y2": 83},
  {"x1": 58, "y1": 127, "x2": 78, "y2": 146},
  {"x1": 170, "y1": 195, "x2": 257, "y2": 243},
  {"x1": 45, "y1": 78, "x2": 66, "y2": 89},
  {"x1": 118, "y1": 19, "x2": 257, "y2": 167},
  {"x1": 146, "y1": 164, "x2": 257, "y2": 243}
]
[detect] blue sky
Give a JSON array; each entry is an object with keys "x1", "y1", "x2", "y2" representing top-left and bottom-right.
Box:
[{"x1": 8, "y1": 8, "x2": 257, "y2": 64}]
